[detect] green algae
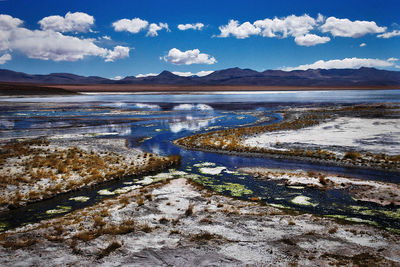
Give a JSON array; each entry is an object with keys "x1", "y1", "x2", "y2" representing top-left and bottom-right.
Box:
[
  {"x1": 287, "y1": 186, "x2": 305, "y2": 189},
  {"x1": 0, "y1": 222, "x2": 8, "y2": 231},
  {"x1": 345, "y1": 217, "x2": 378, "y2": 226},
  {"x1": 187, "y1": 174, "x2": 252, "y2": 197},
  {"x1": 98, "y1": 189, "x2": 115, "y2": 196},
  {"x1": 379, "y1": 209, "x2": 400, "y2": 219},
  {"x1": 326, "y1": 215, "x2": 378, "y2": 226},
  {"x1": 268, "y1": 203, "x2": 293, "y2": 209},
  {"x1": 189, "y1": 174, "x2": 215, "y2": 186},
  {"x1": 199, "y1": 166, "x2": 226, "y2": 175},
  {"x1": 290, "y1": 196, "x2": 317, "y2": 207},
  {"x1": 386, "y1": 227, "x2": 400, "y2": 234},
  {"x1": 69, "y1": 196, "x2": 90, "y2": 202},
  {"x1": 359, "y1": 209, "x2": 376, "y2": 216},
  {"x1": 169, "y1": 170, "x2": 187, "y2": 176},
  {"x1": 113, "y1": 185, "x2": 141, "y2": 194},
  {"x1": 46, "y1": 205, "x2": 71, "y2": 214},
  {"x1": 193, "y1": 162, "x2": 216, "y2": 167},
  {"x1": 349, "y1": 205, "x2": 368, "y2": 211},
  {"x1": 212, "y1": 182, "x2": 253, "y2": 197}
]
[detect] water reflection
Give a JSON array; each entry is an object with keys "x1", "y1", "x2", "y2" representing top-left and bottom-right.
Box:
[{"x1": 169, "y1": 116, "x2": 215, "y2": 133}]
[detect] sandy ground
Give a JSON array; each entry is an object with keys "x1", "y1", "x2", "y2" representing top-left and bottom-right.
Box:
[
  {"x1": 244, "y1": 117, "x2": 400, "y2": 155},
  {"x1": 1, "y1": 178, "x2": 399, "y2": 266}
]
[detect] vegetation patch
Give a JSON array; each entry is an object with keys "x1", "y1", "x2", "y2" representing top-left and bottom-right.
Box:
[
  {"x1": 290, "y1": 196, "x2": 317, "y2": 207},
  {"x1": 69, "y1": 196, "x2": 90, "y2": 202},
  {"x1": 174, "y1": 105, "x2": 400, "y2": 171},
  {"x1": 212, "y1": 182, "x2": 253, "y2": 197},
  {"x1": 0, "y1": 138, "x2": 181, "y2": 211}
]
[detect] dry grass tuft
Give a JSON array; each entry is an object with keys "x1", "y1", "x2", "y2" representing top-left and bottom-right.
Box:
[
  {"x1": 96, "y1": 241, "x2": 122, "y2": 260},
  {"x1": 185, "y1": 203, "x2": 194, "y2": 216}
]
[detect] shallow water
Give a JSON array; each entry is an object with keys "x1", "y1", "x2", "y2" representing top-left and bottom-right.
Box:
[{"x1": 1, "y1": 90, "x2": 400, "y2": 232}]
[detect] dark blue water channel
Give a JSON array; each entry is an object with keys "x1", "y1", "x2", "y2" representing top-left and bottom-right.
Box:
[{"x1": 0, "y1": 90, "x2": 400, "y2": 233}]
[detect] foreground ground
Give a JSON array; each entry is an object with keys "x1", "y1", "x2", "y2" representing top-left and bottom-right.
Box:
[{"x1": 1, "y1": 178, "x2": 399, "y2": 266}]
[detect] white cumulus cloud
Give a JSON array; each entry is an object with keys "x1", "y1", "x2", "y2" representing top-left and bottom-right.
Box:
[
  {"x1": 112, "y1": 18, "x2": 148, "y2": 34},
  {"x1": 172, "y1": 70, "x2": 214, "y2": 77},
  {"x1": 105, "y1": 45, "x2": 130, "y2": 62},
  {"x1": 360, "y1": 43, "x2": 367, "y2": 47},
  {"x1": 217, "y1": 15, "x2": 330, "y2": 46},
  {"x1": 294, "y1": 34, "x2": 330, "y2": 46},
  {"x1": 377, "y1": 30, "x2": 400, "y2": 38},
  {"x1": 0, "y1": 14, "x2": 130, "y2": 62},
  {"x1": 0, "y1": 53, "x2": 11, "y2": 64},
  {"x1": 283, "y1": 57, "x2": 398, "y2": 71},
  {"x1": 147, "y1": 23, "x2": 169, "y2": 37},
  {"x1": 254, "y1": 14, "x2": 317, "y2": 38},
  {"x1": 10, "y1": 28, "x2": 109, "y2": 61},
  {"x1": 320, "y1": 17, "x2": 386, "y2": 37},
  {"x1": 217, "y1": 14, "x2": 389, "y2": 46},
  {"x1": 163, "y1": 48, "x2": 216, "y2": 65},
  {"x1": 0, "y1": 14, "x2": 23, "y2": 50},
  {"x1": 218, "y1": 19, "x2": 260, "y2": 39},
  {"x1": 38, "y1": 12, "x2": 94, "y2": 33},
  {"x1": 0, "y1": 14, "x2": 23, "y2": 30},
  {"x1": 177, "y1": 23, "x2": 204, "y2": 31}
]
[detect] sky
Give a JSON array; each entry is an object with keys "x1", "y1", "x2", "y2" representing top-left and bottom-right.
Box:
[{"x1": 0, "y1": 0, "x2": 399, "y2": 79}]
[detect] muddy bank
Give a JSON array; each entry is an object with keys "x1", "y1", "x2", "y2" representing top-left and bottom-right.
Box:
[
  {"x1": 173, "y1": 140, "x2": 400, "y2": 175},
  {"x1": 0, "y1": 137, "x2": 180, "y2": 212},
  {"x1": 239, "y1": 167, "x2": 400, "y2": 206},
  {"x1": 1, "y1": 178, "x2": 399, "y2": 266}
]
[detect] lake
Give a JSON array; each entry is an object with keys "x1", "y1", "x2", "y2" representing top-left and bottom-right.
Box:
[{"x1": 1, "y1": 89, "x2": 400, "y2": 232}]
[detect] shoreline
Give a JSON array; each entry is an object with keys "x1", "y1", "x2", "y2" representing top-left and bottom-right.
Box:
[
  {"x1": 48, "y1": 84, "x2": 400, "y2": 93},
  {"x1": 173, "y1": 141, "x2": 400, "y2": 175},
  {"x1": 0, "y1": 82, "x2": 399, "y2": 97}
]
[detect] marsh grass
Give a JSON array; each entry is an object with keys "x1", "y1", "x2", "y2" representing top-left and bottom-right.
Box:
[
  {"x1": 0, "y1": 138, "x2": 182, "y2": 209},
  {"x1": 189, "y1": 231, "x2": 222, "y2": 243},
  {"x1": 2, "y1": 238, "x2": 37, "y2": 249},
  {"x1": 175, "y1": 106, "x2": 400, "y2": 170}
]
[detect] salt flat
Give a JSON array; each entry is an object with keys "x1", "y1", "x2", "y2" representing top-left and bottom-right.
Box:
[{"x1": 244, "y1": 117, "x2": 400, "y2": 155}]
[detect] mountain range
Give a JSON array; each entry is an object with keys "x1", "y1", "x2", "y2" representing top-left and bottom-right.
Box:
[{"x1": 0, "y1": 67, "x2": 400, "y2": 87}]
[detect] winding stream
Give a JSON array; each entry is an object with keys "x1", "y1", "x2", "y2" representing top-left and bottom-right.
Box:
[{"x1": 1, "y1": 90, "x2": 400, "y2": 232}]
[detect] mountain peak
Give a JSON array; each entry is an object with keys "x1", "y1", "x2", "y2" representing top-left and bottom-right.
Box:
[
  {"x1": 0, "y1": 67, "x2": 399, "y2": 86},
  {"x1": 157, "y1": 70, "x2": 177, "y2": 77}
]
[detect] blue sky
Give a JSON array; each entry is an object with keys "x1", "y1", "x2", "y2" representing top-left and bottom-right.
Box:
[{"x1": 0, "y1": 0, "x2": 399, "y2": 79}]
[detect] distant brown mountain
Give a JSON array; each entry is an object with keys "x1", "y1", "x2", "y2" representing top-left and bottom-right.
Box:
[{"x1": 1, "y1": 67, "x2": 400, "y2": 87}]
